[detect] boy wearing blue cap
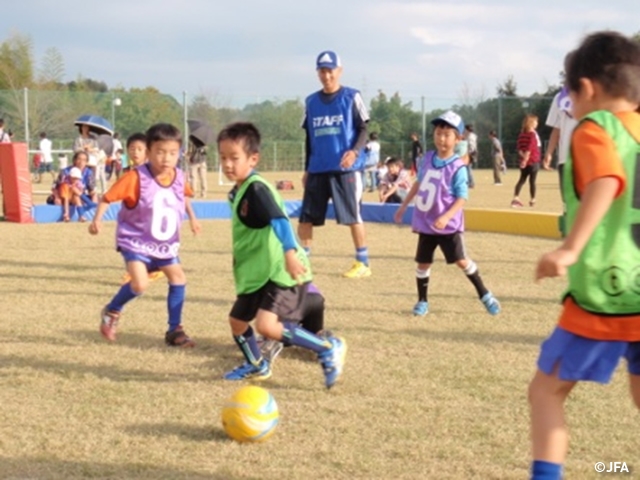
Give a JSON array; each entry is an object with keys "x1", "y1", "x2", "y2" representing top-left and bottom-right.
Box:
[
  {"x1": 299, "y1": 50, "x2": 372, "y2": 278},
  {"x1": 394, "y1": 111, "x2": 501, "y2": 317}
]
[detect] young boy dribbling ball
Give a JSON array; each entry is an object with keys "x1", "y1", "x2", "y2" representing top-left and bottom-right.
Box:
[
  {"x1": 218, "y1": 122, "x2": 346, "y2": 389},
  {"x1": 393, "y1": 111, "x2": 501, "y2": 317},
  {"x1": 529, "y1": 31, "x2": 640, "y2": 480},
  {"x1": 89, "y1": 123, "x2": 201, "y2": 347}
]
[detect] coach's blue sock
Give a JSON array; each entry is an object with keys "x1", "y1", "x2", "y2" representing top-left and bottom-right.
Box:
[
  {"x1": 167, "y1": 284, "x2": 185, "y2": 332},
  {"x1": 233, "y1": 326, "x2": 262, "y2": 364},
  {"x1": 531, "y1": 460, "x2": 563, "y2": 480},
  {"x1": 281, "y1": 321, "x2": 330, "y2": 354},
  {"x1": 107, "y1": 283, "x2": 140, "y2": 312},
  {"x1": 356, "y1": 247, "x2": 369, "y2": 266}
]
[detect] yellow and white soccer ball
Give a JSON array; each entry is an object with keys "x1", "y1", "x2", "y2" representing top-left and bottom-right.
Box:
[{"x1": 221, "y1": 385, "x2": 279, "y2": 442}]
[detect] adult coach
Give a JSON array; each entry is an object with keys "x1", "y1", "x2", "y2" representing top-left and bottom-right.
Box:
[{"x1": 299, "y1": 50, "x2": 371, "y2": 278}]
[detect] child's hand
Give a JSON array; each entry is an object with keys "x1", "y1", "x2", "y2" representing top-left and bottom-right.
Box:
[
  {"x1": 284, "y1": 250, "x2": 307, "y2": 284},
  {"x1": 190, "y1": 218, "x2": 202, "y2": 235},
  {"x1": 393, "y1": 205, "x2": 406, "y2": 224},
  {"x1": 433, "y1": 215, "x2": 450, "y2": 230},
  {"x1": 535, "y1": 248, "x2": 578, "y2": 281},
  {"x1": 88, "y1": 220, "x2": 100, "y2": 235}
]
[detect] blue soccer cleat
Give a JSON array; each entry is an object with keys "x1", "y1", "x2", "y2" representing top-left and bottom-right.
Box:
[
  {"x1": 223, "y1": 359, "x2": 271, "y2": 381},
  {"x1": 481, "y1": 292, "x2": 501, "y2": 315},
  {"x1": 318, "y1": 336, "x2": 347, "y2": 389},
  {"x1": 413, "y1": 300, "x2": 429, "y2": 316}
]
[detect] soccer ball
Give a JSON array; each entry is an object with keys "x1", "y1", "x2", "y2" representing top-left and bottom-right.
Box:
[{"x1": 221, "y1": 385, "x2": 279, "y2": 442}]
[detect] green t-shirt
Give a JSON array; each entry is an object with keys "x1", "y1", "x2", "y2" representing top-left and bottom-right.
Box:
[
  {"x1": 563, "y1": 110, "x2": 640, "y2": 315},
  {"x1": 230, "y1": 174, "x2": 312, "y2": 295}
]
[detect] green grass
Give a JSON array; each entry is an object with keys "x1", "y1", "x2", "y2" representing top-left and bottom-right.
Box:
[{"x1": 0, "y1": 169, "x2": 636, "y2": 479}]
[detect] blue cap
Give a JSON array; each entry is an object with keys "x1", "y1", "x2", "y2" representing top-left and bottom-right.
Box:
[
  {"x1": 316, "y1": 50, "x2": 341, "y2": 70},
  {"x1": 431, "y1": 110, "x2": 465, "y2": 135}
]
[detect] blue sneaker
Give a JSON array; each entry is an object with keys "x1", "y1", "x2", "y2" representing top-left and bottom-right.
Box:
[
  {"x1": 481, "y1": 292, "x2": 501, "y2": 315},
  {"x1": 223, "y1": 359, "x2": 271, "y2": 381},
  {"x1": 413, "y1": 301, "x2": 429, "y2": 316},
  {"x1": 318, "y1": 336, "x2": 347, "y2": 389}
]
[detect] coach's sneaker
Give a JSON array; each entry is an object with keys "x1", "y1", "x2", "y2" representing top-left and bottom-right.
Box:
[
  {"x1": 318, "y1": 336, "x2": 347, "y2": 389},
  {"x1": 481, "y1": 292, "x2": 501, "y2": 315},
  {"x1": 343, "y1": 261, "x2": 372, "y2": 278},
  {"x1": 165, "y1": 326, "x2": 196, "y2": 348},
  {"x1": 260, "y1": 339, "x2": 284, "y2": 365},
  {"x1": 223, "y1": 359, "x2": 272, "y2": 381},
  {"x1": 413, "y1": 300, "x2": 429, "y2": 317},
  {"x1": 100, "y1": 307, "x2": 120, "y2": 342}
]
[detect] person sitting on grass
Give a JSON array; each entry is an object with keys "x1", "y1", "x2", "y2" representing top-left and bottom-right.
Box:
[{"x1": 378, "y1": 156, "x2": 412, "y2": 204}]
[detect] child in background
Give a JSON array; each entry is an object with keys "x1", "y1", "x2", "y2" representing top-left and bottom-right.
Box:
[
  {"x1": 218, "y1": 122, "x2": 346, "y2": 389},
  {"x1": 378, "y1": 156, "x2": 412, "y2": 203},
  {"x1": 394, "y1": 111, "x2": 501, "y2": 317},
  {"x1": 121, "y1": 132, "x2": 147, "y2": 173},
  {"x1": 511, "y1": 114, "x2": 541, "y2": 208},
  {"x1": 89, "y1": 123, "x2": 201, "y2": 347},
  {"x1": 529, "y1": 31, "x2": 640, "y2": 480},
  {"x1": 363, "y1": 132, "x2": 380, "y2": 192},
  {"x1": 61, "y1": 167, "x2": 89, "y2": 222},
  {"x1": 376, "y1": 157, "x2": 389, "y2": 184}
]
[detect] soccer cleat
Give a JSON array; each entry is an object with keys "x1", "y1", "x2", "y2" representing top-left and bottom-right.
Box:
[
  {"x1": 165, "y1": 326, "x2": 196, "y2": 348},
  {"x1": 260, "y1": 339, "x2": 284, "y2": 365},
  {"x1": 510, "y1": 199, "x2": 523, "y2": 208},
  {"x1": 481, "y1": 292, "x2": 501, "y2": 315},
  {"x1": 223, "y1": 359, "x2": 272, "y2": 381},
  {"x1": 100, "y1": 307, "x2": 120, "y2": 342},
  {"x1": 343, "y1": 261, "x2": 372, "y2": 278},
  {"x1": 413, "y1": 300, "x2": 429, "y2": 316},
  {"x1": 318, "y1": 336, "x2": 347, "y2": 389}
]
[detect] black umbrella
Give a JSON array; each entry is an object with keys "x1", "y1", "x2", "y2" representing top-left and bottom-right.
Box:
[{"x1": 188, "y1": 119, "x2": 215, "y2": 148}]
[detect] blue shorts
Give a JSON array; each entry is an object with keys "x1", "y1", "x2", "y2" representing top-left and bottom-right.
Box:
[
  {"x1": 537, "y1": 326, "x2": 640, "y2": 383},
  {"x1": 120, "y1": 249, "x2": 180, "y2": 273},
  {"x1": 299, "y1": 171, "x2": 363, "y2": 226}
]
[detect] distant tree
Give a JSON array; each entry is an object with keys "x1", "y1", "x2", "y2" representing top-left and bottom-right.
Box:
[
  {"x1": 0, "y1": 32, "x2": 34, "y2": 90},
  {"x1": 496, "y1": 75, "x2": 518, "y2": 97},
  {"x1": 369, "y1": 90, "x2": 421, "y2": 161}
]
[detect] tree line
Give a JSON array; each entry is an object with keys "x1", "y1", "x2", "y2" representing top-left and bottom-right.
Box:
[{"x1": 1, "y1": 31, "x2": 638, "y2": 169}]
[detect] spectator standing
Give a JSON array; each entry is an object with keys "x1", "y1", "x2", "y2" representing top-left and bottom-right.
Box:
[
  {"x1": 464, "y1": 124, "x2": 477, "y2": 188},
  {"x1": 363, "y1": 132, "x2": 380, "y2": 192},
  {"x1": 0, "y1": 119, "x2": 11, "y2": 143},
  {"x1": 299, "y1": 50, "x2": 372, "y2": 278},
  {"x1": 187, "y1": 141, "x2": 208, "y2": 198},
  {"x1": 409, "y1": 132, "x2": 423, "y2": 174},
  {"x1": 511, "y1": 114, "x2": 541, "y2": 208},
  {"x1": 38, "y1": 132, "x2": 56, "y2": 182},
  {"x1": 488, "y1": 130, "x2": 505, "y2": 185}
]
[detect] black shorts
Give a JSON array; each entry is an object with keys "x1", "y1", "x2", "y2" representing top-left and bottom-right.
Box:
[
  {"x1": 230, "y1": 281, "x2": 309, "y2": 323},
  {"x1": 415, "y1": 233, "x2": 466, "y2": 264},
  {"x1": 299, "y1": 171, "x2": 363, "y2": 226}
]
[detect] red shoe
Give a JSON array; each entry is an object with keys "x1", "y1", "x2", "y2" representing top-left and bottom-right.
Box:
[{"x1": 100, "y1": 307, "x2": 120, "y2": 342}]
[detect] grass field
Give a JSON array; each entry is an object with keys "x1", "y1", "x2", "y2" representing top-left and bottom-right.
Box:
[{"x1": 1, "y1": 168, "x2": 637, "y2": 479}]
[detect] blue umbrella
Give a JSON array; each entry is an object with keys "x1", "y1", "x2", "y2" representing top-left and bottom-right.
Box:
[{"x1": 74, "y1": 114, "x2": 114, "y2": 136}]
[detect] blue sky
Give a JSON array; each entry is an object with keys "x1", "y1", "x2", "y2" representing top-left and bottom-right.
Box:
[{"x1": 2, "y1": 1, "x2": 638, "y2": 107}]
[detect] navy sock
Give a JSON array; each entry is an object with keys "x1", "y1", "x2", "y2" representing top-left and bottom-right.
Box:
[
  {"x1": 233, "y1": 326, "x2": 262, "y2": 365},
  {"x1": 167, "y1": 284, "x2": 185, "y2": 332},
  {"x1": 107, "y1": 282, "x2": 140, "y2": 312},
  {"x1": 531, "y1": 460, "x2": 563, "y2": 480},
  {"x1": 281, "y1": 321, "x2": 331, "y2": 354},
  {"x1": 356, "y1": 247, "x2": 369, "y2": 266}
]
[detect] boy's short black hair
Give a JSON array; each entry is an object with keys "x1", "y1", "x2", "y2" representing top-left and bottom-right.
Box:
[
  {"x1": 369, "y1": 132, "x2": 379, "y2": 140},
  {"x1": 217, "y1": 122, "x2": 261, "y2": 155},
  {"x1": 565, "y1": 30, "x2": 640, "y2": 103},
  {"x1": 126, "y1": 132, "x2": 147, "y2": 148},
  {"x1": 145, "y1": 123, "x2": 182, "y2": 149}
]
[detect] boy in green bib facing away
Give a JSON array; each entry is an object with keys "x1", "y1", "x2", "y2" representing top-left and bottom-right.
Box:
[{"x1": 218, "y1": 122, "x2": 346, "y2": 389}]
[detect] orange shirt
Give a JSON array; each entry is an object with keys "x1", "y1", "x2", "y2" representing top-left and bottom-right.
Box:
[
  {"x1": 558, "y1": 111, "x2": 640, "y2": 341},
  {"x1": 102, "y1": 166, "x2": 194, "y2": 209}
]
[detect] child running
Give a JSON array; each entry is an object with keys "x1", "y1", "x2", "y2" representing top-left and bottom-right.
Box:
[
  {"x1": 89, "y1": 123, "x2": 201, "y2": 346},
  {"x1": 394, "y1": 111, "x2": 501, "y2": 317},
  {"x1": 529, "y1": 31, "x2": 640, "y2": 480},
  {"x1": 218, "y1": 121, "x2": 345, "y2": 389}
]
